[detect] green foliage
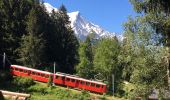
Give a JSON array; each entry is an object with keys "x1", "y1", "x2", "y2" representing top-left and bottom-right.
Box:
[
  {"x1": 0, "y1": 70, "x2": 12, "y2": 85},
  {"x1": 93, "y1": 38, "x2": 120, "y2": 90},
  {"x1": 43, "y1": 5, "x2": 79, "y2": 73},
  {"x1": 0, "y1": 0, "x2": 79, "y2": 74},
  {"x1": 28, "y1": 85, "x2": 48, "y2": 95},
  {"x1": 129, "y1": 0, "x2": 170, "y2": 90},
  {"x1": 13, "y1": 76, "x2": 35, "y2": 88},
  {"x1": 28, "y1": 83, "x2": 92, "y2": 100},
  {"x1": 128, "y1": 85, "x2": 151, "y2": 100},
  {"x1": 99, "y1": 93, "x2": 107, "y2": 100},
  {"x1": 122, "y1": 15, "x2": 168, "y2": 98},
  {"x1": 0, "y1": 0, "x2": 33, "y2": 63},
  {"x1": 17, "y1": 5, "x2": 45, "y2": 68},
  {"x1": 76, "y1": 36, "x2": 94, "y2": 79}
]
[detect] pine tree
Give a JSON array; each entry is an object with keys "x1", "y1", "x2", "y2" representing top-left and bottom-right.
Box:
[
  {"x1": 18, "y1": 8, "x2": 44, "y2": 68},
  {"x1": 41, "y1": 4, "x2": 79, "y2": 73},
  {"x1": 0, "y1": 0, "x2": 34, "y2": 63}
]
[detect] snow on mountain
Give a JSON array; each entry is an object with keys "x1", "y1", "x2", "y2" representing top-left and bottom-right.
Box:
[{"x1": 44, "y1": 3, "x2": 116, "y2": 41}]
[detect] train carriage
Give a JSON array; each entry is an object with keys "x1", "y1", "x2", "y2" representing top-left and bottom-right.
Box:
[
  {"x1": 64, "y1": 75, "x2": 79, "y2": 88},
  {"x1": 77, "y1": 78, "x2": 107, "y2": 93},
  {"x1": 53, "y1": 73, "x2": 65, "y2": 85},
  {"x1": 10, "y1": 65, "x2": 107, "y2": 94},
  {"x1": 11, "y1": 65, "x2": 52, "y2": 83}
]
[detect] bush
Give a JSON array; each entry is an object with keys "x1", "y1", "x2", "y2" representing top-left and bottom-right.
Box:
[
  {"x1": 0, "y1": 70, "x2": 13, "y2": 83},
  {"x1": 100, "y1": 93, "x2": 107, "y2": 100},
  {"x1": 13, "y1": 76, "x2": 35, "y2": 88},
  {"x1": 28, "y1": 84, "x2": 48, "y2": 94},
  {"x1": 78, "y1": 90, "x2": 91, "y2": 100}
]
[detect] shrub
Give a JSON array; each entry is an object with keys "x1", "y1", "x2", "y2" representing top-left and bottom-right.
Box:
[
  {"x1": 78, "y1": 90, "x2": 91, "y2": 100},
  {"x1": 13, "y1": 76, "x2": 35, "y2": 88},
  {"x1": 28, "y1": 84, "x2": 47, "y2": 94},
  {"x1": 0, "y1": 70, "x2": 13, "y2": 83},
  {"x1": 100, "y1": 93, "x2": 107, "y2": 100}
]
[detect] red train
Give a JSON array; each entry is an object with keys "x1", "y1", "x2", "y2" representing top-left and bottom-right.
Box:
[{"x1": 10, "y1": 65, "x2": 107, "y2": 94}]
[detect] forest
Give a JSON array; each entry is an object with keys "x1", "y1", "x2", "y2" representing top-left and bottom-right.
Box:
[{"x1": 0, "y1": 0, "x2": 170, "y2": 99}]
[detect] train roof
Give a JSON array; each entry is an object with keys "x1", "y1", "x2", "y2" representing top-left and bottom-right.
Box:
[
  {"x1": 56, "y1": 72, "x2": 79, "y2": 78},
  {"x1": 11, "y1": 65, "x2": 52, "y2": 74}
]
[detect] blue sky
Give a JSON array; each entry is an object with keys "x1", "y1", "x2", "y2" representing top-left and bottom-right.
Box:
[{"x1": 43, "y1": 0, "x2": 136, "y2": 34}]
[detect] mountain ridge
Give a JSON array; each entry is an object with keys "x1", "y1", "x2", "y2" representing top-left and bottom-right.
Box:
[{"x1": 44, "y1": 3, "x2": 117, "y2": 41}]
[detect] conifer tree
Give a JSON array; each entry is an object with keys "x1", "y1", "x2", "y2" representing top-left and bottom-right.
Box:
[
  {"x1": 0, "y1": 0, "x2": 33, "y2": 63},
  {"x1": 18, "y1": 8, "x2": 44, "y2": 68},
  {"x1": 76, "y1": 36, "x2": 94, "y2": 79},
  {"x1": 43, "y1": 5, "x2": 79, "y2": 73}
]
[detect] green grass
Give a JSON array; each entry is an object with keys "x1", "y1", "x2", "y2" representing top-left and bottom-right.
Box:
[
  {"x1": 1, "y1": 77, "x2": 127, "y2": 100},
  {"x1": 26, "y1": 82, "x2": 127, "y2": 100}
]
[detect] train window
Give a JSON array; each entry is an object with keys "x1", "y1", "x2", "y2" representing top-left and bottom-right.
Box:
[
  {"x1": 71, "y1": 79, "x2": 75, "y2": 82},
  {"x1": 96, "y1": 84, "x2": 100, "y2": 88},
  {"x1": 19, "y1": 69, "x2": 23, "y2": 72},
  {"x1": 15, "y1": 68, "x2": 19, "y2": 71},
  {"x1": 66, "y1": 78, "x2": 70, "y2": 81},
  {"x1": 86, "y1": 82, "x2": 90, "y2": 86},
  {"x1": 37, "y1": 73, "x2": 40, "y2": 76},
  {"x1": 91, "y1": 83, "x2": 95, "y2": 87},
  {"x1": 41, "y1": 74, "x2": 45, "y2": 77},
  {"x1": 56, "y1": 76, "x2": 59, "y2": 79},
  {"x1": 24, "y1": 70, "x2": 27, "y2": 73},
  {"x1": 62, "y1": 77, "x2": 65, "y2": 80},
  {"x1": 45, "y1": 75, "x2": 49, "y2": 78},
  {"x1": 81, "y1": 81, "x2": 84, "y2": 85},
  {"x1": 32, "y1": 72, "x2": 35, "y2": 75}
]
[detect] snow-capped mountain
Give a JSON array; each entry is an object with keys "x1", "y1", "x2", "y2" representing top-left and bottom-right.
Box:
[{"x1": 44, "y1": 3, "x2": 116, "y2": 41}]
